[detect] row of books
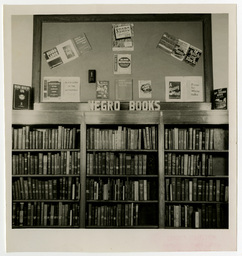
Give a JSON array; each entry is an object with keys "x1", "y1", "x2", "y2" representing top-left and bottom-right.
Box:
[
  {"x1": 86, "y1": 178, "x2": 157, "y2": 201},
  {"x1": 165, "y1": 204, "x2": 228, "y2": 228},
  {"x1": 87, "y1": 126, "x2": 157, "y2": 150},
  {"x1": 87, "y1": 152, "x2": 157, "y2": 175},
  {"x1": 12, "y1": 126, "x2": 80, "y2": 150},
  {"x1": 164, "y1": 127, "x2": 227, "y2": 150},
  {"x1": 165, "y1": 178, "x2": 228, "y2": 202},
  {"x1": 86, "y1": 203, "x2": 139, "y2": 227},
  {"x1": 12, "y1": 151, "x2": 80, "y2": 175},
  {"x1": 164, "y1": 153, "x2": 213, "y2": 176},
  {"x1": 12, "y1": 177, "x2": 80, "y2": 200},
  {"x1": 12, "y1": 202, "x2": 80, "y2": 227}
]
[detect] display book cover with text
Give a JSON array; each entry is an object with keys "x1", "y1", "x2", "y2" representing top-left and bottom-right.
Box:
[
  {"x1": 212, "y1": 88, "x2": 227, "y2": 109},
  {"x1": 165, "y1": 76, "x2": 203, "y2": 102},
  {"x1": 42, "y1": 77, "x2": 80, "y2": 102},
  {"x1": 13, "y1": 84, "x2": 32, "y2": 110},
  {"x1": 157, "y1": 32, "x2": 202, "y2": 66},
  {"x1": 43, "y1": 33, "x2": 92, "y2": 69},
  {"x1": 112, "y1": 23, "x2": 134, "y2": 51}
]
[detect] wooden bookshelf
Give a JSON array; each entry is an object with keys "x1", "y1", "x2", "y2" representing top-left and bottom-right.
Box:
[
  {"x1": 163, "y1": 120, "x2": 229, "y2": 229},
  {"x1": 85, "y1": 120, "x2": 160, "y2": 228},
  {"x1": 11, "y1": 110, "x2": 229, "y2": 229},
  {"x1": 11, "y1": 113, "x2": 83, "y2": 228}
]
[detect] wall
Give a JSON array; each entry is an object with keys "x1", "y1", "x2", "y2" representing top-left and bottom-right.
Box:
[{"x1": 11, "y1": 14, "x2": 228, "y2": 93}]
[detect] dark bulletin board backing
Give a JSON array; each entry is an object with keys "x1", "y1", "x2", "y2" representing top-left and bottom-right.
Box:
[{"x1": 32, "y1": 14, "x2": 213, "y2": 104}]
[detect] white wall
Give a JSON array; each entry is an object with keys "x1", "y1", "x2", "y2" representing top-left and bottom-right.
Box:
[
  {"x1": 11, "y1": 15, "x2": 33, "y2": 86},
  {"x1": 212, "y1": 14, "x2": 229, "y2": 89},
  {"x1": 11, "y1": 14, "x2": 228, "y2": 90}
]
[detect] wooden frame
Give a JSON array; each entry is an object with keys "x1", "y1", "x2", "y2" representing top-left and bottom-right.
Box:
[{"x1": 32, "y1": 14, "x2": 213, "y2": 105}]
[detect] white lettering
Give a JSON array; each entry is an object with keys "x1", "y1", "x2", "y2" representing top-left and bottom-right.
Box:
[
  {"x1": 114, "y1": 101, "x2": 120, "y2": 111},
  {"x1": 129, "y1": 101, "x2": 135, "y2": 111},
  {"x1": 154, "y1": 100, "x2": 161, "y2": 110}
]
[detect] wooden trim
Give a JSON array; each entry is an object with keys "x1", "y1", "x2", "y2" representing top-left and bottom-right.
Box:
[
  {"x1": 203, "y1": 14, "x2": 213, "y2": 102},
  {"x1": 159, "y1": 113, "x2": 165, "y2": 228},
  {"x1": 80, "y1": 122, "x2": 86, "y2": 228}
]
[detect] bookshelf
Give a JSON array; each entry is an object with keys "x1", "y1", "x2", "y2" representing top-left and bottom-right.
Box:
[
  {"x1": 11, "y1": 111, "x2": 83, "y2": 228},
  {"x1": 11, "y1": 110, "x2": 229, "y2": 229},
  {"x1": 84, "y1": 112, "x2": 161, "y2": 228},
  {"x1": 162, "y1": 111, "x2": 229, "y2": 229}
]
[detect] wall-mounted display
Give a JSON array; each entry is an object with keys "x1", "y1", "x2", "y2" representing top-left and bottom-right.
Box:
[{"x1": 32, "y1": 14, "x2": 212, "y2": 104}]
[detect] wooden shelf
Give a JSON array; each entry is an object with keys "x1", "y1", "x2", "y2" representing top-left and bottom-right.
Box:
[
  {"x1": 165, "y1": 201, "x2": 228, "y2": 204},
  {"x1": 86, "y1": 225, "x2": 159, "y2": 229},
  {"x1": 12, "y1": 225, "x2": 80, "y2": 229},
  {"x1": 86, "y1": 200, "x2": 158, "y2": 203},
  {"x1": 87, "y1": 174, "x2": 158, "y2": 178},
  {"x1": 12, "y1": 149, "x2": 80, "y2": 152},
  {"x1": 164, "y1": 149, "x2": 228, "y2": 153},
  {"x1": 13, "y1": 199, "x2": 80, "y2": 203},
  {"x1": 164, "y1": 175, "x2": 229, "y2": 179},
  {"x1": 87, "y1": 149, "x2": 158, "y2": 153},
  {"x1": 12, "y1": 174, "x2": 80, "y2": 178}
]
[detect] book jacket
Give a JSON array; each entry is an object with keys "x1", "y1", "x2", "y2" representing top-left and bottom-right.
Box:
[{"x1": 13, "y1": 84, "x2": 31, "y2": 109}]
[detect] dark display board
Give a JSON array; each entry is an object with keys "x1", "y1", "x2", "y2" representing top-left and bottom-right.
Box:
[{"x1": 32, "y1": 14, "x2": 212, "y2": 103}]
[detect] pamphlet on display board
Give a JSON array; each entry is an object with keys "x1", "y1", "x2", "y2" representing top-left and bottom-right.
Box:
[
  {"x1": 138, "y1": 80, "x2": 152, "y2": 98},
  {"x1": 157, "y1": 32, "x2": 202, "y2": 66},
  {"x1": 114, "y1": 54, "x2": 132, "y2": 74},
  {"x1": 43, "y1": 33, "x2": 92, "y2": 69},
  {"x1": 96, "y1": 81, "x2": 109, "y2": 99},
  {"x1": 165, "y1": 76, "x2": 203, "y2": 102},
  {"x1": 42, "y1": 77, "x2": 80, "y2": 102},
  {"x1": 112, "y1": 23, "x2": 134, "y2": 51},
  {"x1": 115, "y1": 79, "x2": 133, "y2": 101}
]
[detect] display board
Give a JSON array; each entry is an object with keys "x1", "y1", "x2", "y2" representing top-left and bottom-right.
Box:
[{"x1": 32, "y1": 14, "x2": 213, "y2": 104}]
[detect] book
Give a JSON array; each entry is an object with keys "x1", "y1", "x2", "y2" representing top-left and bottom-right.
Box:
[
  {"x1": 138, "y1": 80, "x2": 152, "y2": 98},
  {"x1": 42, "y1": 77, "x2": 80, "y2": 102},
  {"x1": 212, "y1": 88, "x2": 227, "y2": 110},
  {"x1": 165, "y1": 76, "x2": 203, "y2": 102},
  {"x1": 184, "y1": 45, "x2": 202, "y2": 66},
  {"x1": 13, "y1": 84, "x2": 31, "y2": 110},
  {"x1": 157, "y1": 32, "x2": 202, "y2": 66},
  {"x1": 44, "y1": 33, "x2": 92, "y2": 69},
  {"x1": 114, "y1": 54, "x2": 132, "y2": 74},
  {"x1": 112, "y1": 23, "x2": 134, "y2": 51},
  {"x1": 96, "y1": 81, "x2": 109, "y2": 99}
]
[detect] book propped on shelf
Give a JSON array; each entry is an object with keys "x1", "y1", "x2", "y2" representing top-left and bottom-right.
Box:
[
  {"x1": 212, "y1": 88, "x2": 227, "y2": 110},
  {"x1": 13, "y1": 84, "x2": 32, "y2": 110}
]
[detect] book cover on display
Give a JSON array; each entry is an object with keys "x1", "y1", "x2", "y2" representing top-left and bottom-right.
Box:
[
  {"x1": 44, "y1": 33, "x2": 92, "y2": 69},
  {"x1": 42, "y1": 77, "x2": 80, "y2": 102},
  {"x1": 112, "y1": 23, "x2": 134, "y2": 51},
  {"x1": 13, "y1": 84, "x2": 32, "y2": 109},
  {"x1": 138, "y1": 80, "x2": 152, "y2": 98},
  {"x1": 212, "y1": 88, "x2": 227, "y2": 109},
  {"x1": 114, "y1": 54, "x2": 132, "y2": 74},
  {"x1": 165, "y1": 76, "x2": 203, "y2": 102},
  {"x1": 96, "y1": 81, "x2": 109, "y2": 99}
]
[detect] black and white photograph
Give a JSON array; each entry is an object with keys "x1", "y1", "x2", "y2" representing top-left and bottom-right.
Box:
[{"x1": 1, "y1": 2, "x2": 239, "y2": 256}]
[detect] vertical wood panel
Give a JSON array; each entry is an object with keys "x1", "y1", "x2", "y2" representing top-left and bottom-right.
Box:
[
  {"x1": 80, "y1": 122, "x2": 86, "y2": 228},
  {"x1": 158, "y1": 113, "x2": 165, "y2": 228}
]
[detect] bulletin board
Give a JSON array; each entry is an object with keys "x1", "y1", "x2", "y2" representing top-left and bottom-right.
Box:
[{"x1": 32, "y1": 14, "x2": 213, "y2": 104}]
